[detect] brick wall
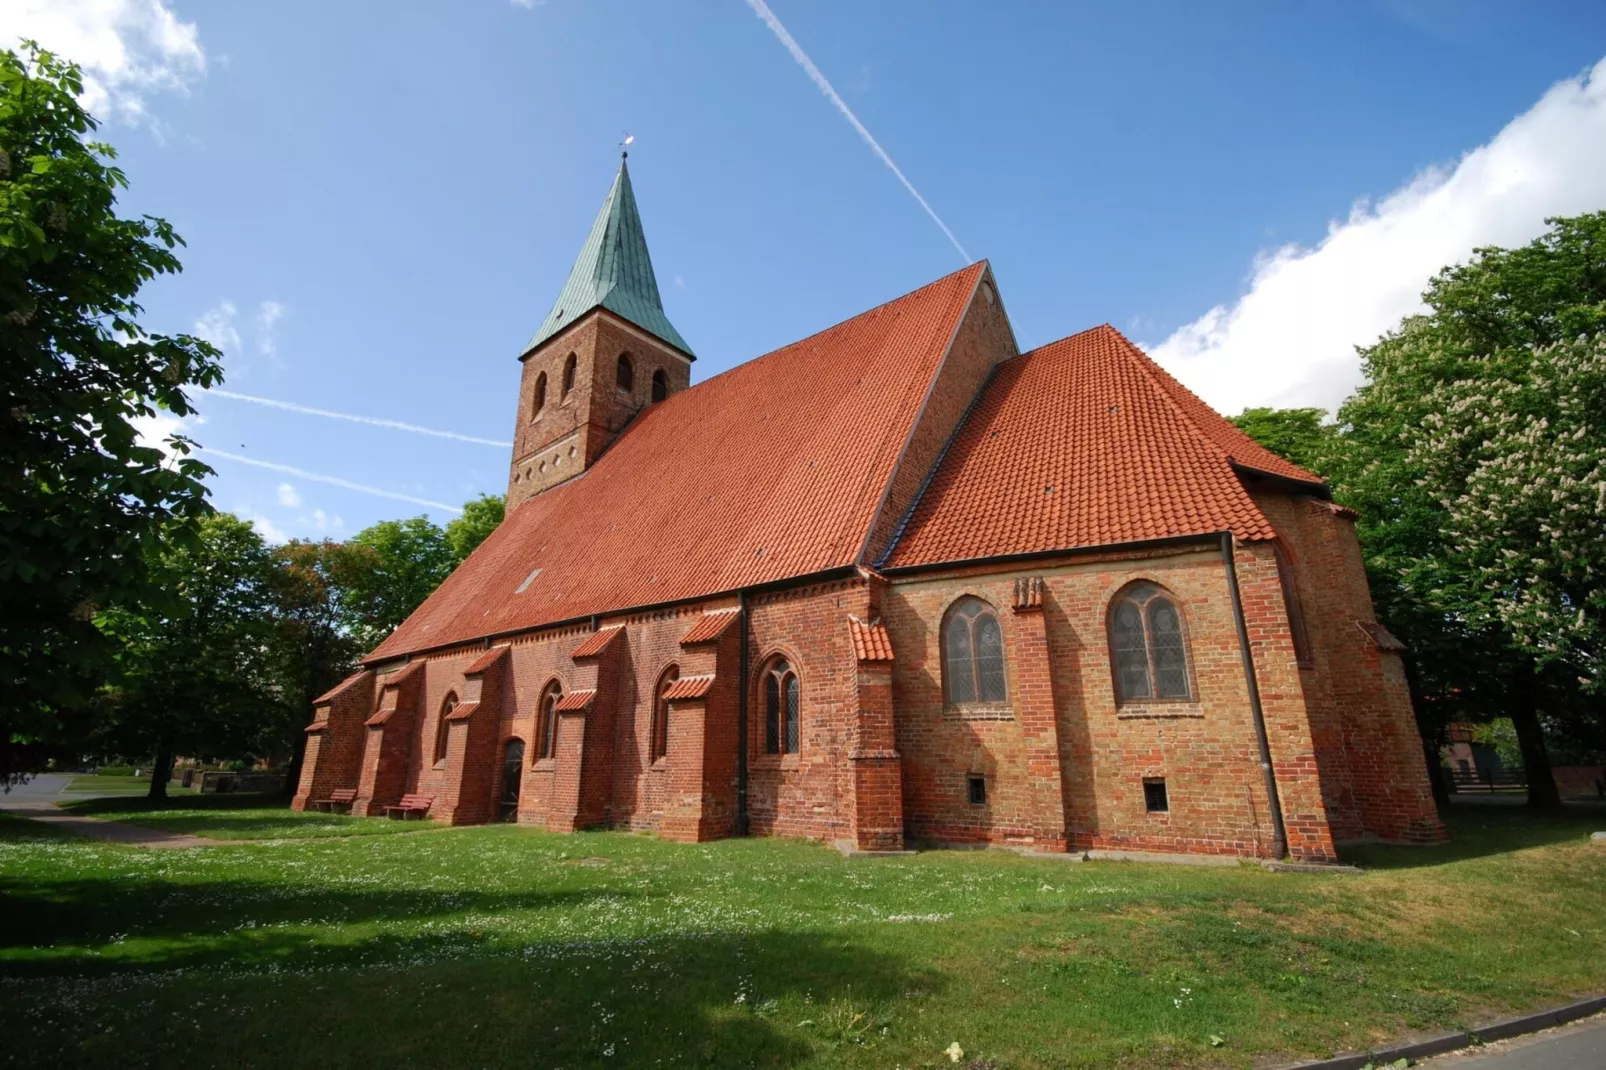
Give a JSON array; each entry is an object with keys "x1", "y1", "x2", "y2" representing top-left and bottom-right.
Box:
[
  {"x1": 291, "y1": 671, "x2": 374, "y2": 811},
  {"x1": 1253, "y1": 492, "x2": 1444, "y2": 845},
  {"x1": 507, "y1": 311, "x2": 691, "y2": 507}
]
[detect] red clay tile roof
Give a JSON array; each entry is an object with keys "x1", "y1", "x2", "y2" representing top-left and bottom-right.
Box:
[
  {"x1": 1012, "y1": 576, "x2": 1044, "y2": 612},
  {"x1": 886, "y1": 325, "x2": 1303, "y2": 568},
  {"x1": 367, "y1": 264, "x2": 986, "y2": 661},
  {"x1": 313, "y1": 670, "x2": 370, "y2": 705},
  {"x1": 848, "y1": 617, "x2": 894, "y2": 662},
  {"x1": 1356, "y1": 620, "x2": 1406, "y2": 652},
  {"x1": 570, "y1": 627, "x2": 624, "y2": 660},
  {"x1": 679, "y1": 610, "x2": 739, "y2": 646},
  {"x1": 463, "y1": 645, "x2": 510, "y2": 675},
  {"x1": 662, "y1": 674, "x2": 715, "y2": 701},
  {"x1": 554, "y1": 689, "x2": 597, "y2": 711},
  {"x1": 443, "y1": 699, "x2": 479, "y2": 722}
]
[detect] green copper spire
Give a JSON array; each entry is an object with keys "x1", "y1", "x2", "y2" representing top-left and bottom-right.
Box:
[{"x1": 523, "y1": 159, "x2": 694, "y2": 359}]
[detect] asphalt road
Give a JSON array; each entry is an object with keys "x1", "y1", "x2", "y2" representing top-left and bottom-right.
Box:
[
  {"x1": 1421, "y1": 1015, "x2": 1606, "y2": 1070},
  {"x1": 2, "y1": 772, "x2": 71, "y2": 800}
]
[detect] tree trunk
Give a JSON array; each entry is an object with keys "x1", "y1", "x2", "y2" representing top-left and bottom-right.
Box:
[
  {"x1": 1422, "y1": 737, "x2": 1451, "y2": 805},
  {"x1": 146, "y1": 747, "x2": 175, "y2": 801},
  {"x1": 1509, "y1": 702, "x2": 1560, "y2": 808},
  {"x1": 282, "y1": 728, "x2": 307, "y2": 800}
]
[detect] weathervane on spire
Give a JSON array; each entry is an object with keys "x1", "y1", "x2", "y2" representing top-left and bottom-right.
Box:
[{"x1": 619, "y1": 132, "x2": 634, "y2": 159}]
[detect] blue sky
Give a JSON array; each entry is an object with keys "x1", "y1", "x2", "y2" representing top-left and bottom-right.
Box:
[{"x1": 10, "y1": 1, "x2": 1606, "y2": 542}]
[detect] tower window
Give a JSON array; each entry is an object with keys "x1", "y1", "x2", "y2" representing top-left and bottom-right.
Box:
[
  {"x1": 562, "y1": 353, "x2": 577, "y2": 397},
  {"x1": 617, "y1": 353, "x2": 634, "y2": 394},
  {"x1": 651, "y1": 368, "x2": 668, "y2": 402},
  {"x1": 967, "y1": 774, "x2": 986, "y2": 805},
  {"x1": 1143, "y1": 778, "x2": 1169, "y2": 813},
  {"x1": 532, "y1": 371, "x2": 547, "y2": 418}
]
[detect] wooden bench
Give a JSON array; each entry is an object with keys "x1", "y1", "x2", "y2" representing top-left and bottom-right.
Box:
[
  {"x1": 384, "y1": 793, "x2": 434, "y2": 820},
  {"x1": 314, "y1": 788, "x2": 358, "y2": 813}
]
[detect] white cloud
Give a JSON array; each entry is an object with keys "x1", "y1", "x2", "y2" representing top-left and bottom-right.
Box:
[
  {"x1": 1149, "y1": 55, "x2": 1606, "y2": 417},
  {"x1": 276, "y1": 482, "x2": 301, "y2": 508},
  {"x1": 130, "y1": 408, "x2": 187, "y2": 456},
  {"x1": 0, "y1": 0, "x2": 206, "y2": 125},
  {"x1": 193, "y1": 300, "x2": 240, "y2": 356},
  {"x1": 235, "y1": 508, "x2": 289, "y2": 545},
  {"x1": 255, "y1": 301, "x2": 284, "y2": 362}
]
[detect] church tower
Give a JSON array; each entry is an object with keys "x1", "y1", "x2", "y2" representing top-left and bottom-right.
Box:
[{"x1": 507, "y1": 158, "x2": 694, "y2": 507}]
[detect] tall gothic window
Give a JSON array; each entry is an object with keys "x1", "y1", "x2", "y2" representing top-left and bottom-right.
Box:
[
  {"x1": 537, "y1": 680, "x2": 563, "y2": 760},
  {"x1": 616, "y1": 353, "x2": 634, "y2": 394},
  {"x1": 762, "y1": 657, "x2": 800, "y2": 755},
  {"x1": 651, "y1": 368, "x2": 668, "y2": 402},
  {"x1": 562, "y1": 353, "x2": 577, "y2": 397},
  {"x1": 1109, "y1": 582, "x2": 1192, "y2": 703},
  {"x1": 433, "y1": 692, "x2": 458, "y2": 765},
  {"x1": 532, "y1": 371, "x2": 547, "y2": 417},
  {"x1": 942, "y1": 596, "x2": 1006, "y2": 705},
  {"x1": 1274, "y1": 546, "x2": 1314, "y2": 668},
  {"x1": 651, "y1": 665, "x2": 678, "y2": 762}
]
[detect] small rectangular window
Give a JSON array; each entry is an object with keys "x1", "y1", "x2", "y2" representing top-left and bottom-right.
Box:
[
  {"x1": 1143, "y1": 778, "x2": 1169, "y2": 813},
  {"x1": 967, "y1": 774, "x2": 986, "y2": 806}
]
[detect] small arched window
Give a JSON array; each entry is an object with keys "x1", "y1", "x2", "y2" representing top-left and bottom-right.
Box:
[
  {"x1": 1274, "y1": 546, "x2": 1314, "y2": 668},
  {"x1": 762, "y1": 657, "x2": 800, "y2": 755},
  {"x1": 616, "y1": 353, "x2": 634, "y2": 394},
  {"x1": 942, "y1": 596, "x2": 1006, "y2": 705},
  {"x1": 651, "y1": 665, "x2": 678, "y2": 762},
  {"x1": 1110, "y1": 582, "x2": 1192, "y2": 702},
  {"x1": 651, "y1": 368, "x2": 668, "y2": 402},
  {"x1": 562, "y1": 353, "x2": 577, "y2": 397},
  {"x1": 433, "y1": 692, "x2": 458, "y2": 765},
  {"x1": 537, "y1": 680, "x2": 563, "y2": 760},
  {"x1": 532, "y1": 371, "x2": 547, "y2": 417}
]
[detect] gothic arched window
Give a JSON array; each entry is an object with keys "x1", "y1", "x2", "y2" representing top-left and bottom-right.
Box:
[
  {"x1": 761, "y1": 657, "x2": 800, "y2": 755},
  {"x1": 537, "y1": 680, "x2": 563, "y2": 760},
  {"x1": 532, "y1": 371, "x2": 547, "y2": 417},
  {"x1": 562, "y1": 353, "x2": 577, "y2": 397},
  {"x1": 1109, "y1": 582, "x2": 1192, "y2": 703},
  {"x1": 433, "y1": 692, "x2": 458, "y2": 765},
  {"x1": 616, "y1": 353, "x2": 634, "y2": 394},
  {"x1": 651, "y1": 665, "x2": 678, "y2": 762},
  {"x1": 942, "y1": 596, "x2": 1006, "y2": 705},
  {"x1": 651, "y1": 368, "x2": 668, "y2": 402}
]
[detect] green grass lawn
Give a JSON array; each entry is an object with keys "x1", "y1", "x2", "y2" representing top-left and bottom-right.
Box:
[
  {"x1": 56, "y1": 792, "x2": 430, "y2": 839},
  {"x1": 1, "y1": 802, "x2": 1602, "y2": 1069},
  {"x1": 61, "y1": 773, "x2": 197, "y2": 795}
]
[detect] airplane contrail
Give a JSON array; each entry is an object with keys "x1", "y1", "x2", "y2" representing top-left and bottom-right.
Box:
[
  {"x1": 742, "y1": 0, "x2": 971, "y2": 264},
  {"x1": 207, "y1": 389, "x2": 511, "y2": 448},
  {"x1": 203, "y1": 449, "x2": 465, "y2": 514}
]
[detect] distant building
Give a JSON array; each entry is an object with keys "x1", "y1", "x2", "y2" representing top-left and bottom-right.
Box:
[{"x1": 294, "y1": 161, "x2": 1444, "y2": 860}]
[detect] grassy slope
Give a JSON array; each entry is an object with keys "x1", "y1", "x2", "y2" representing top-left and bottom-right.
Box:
[{"x1": 0, "y1": 804, "x2": 1602, "y2": 1069}]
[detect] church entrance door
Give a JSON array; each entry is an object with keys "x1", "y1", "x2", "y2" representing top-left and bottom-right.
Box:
[{"x1": 499, "y1": 739, "x2": 524, "y2": 821}]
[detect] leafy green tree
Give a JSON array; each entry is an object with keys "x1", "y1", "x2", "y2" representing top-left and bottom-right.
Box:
[
  {"x1": 444, "y1": 494, "x2": 504, "y2": 562},
  {"x1": 98, "y1": 515, "x2": 282, "y2": 799},
  {"x1": 0, "y1": 45, "x2": 222, "y2": 783},
  {"x1": 343, "y1": 516, "x2": 454, "y2": 649},
  {"x1": 1329, "y1": 212, "x2": 1606, "y2": 806},
  {"x1": 1228, "y1": 407, "x2": 1333, "y2": 473}
]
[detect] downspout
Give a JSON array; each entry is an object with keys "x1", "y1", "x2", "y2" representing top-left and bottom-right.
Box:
[
  {"x1": 1221, "y1": 532, "x2": 1289, "y2": 861},
  {"x1": 735, "y1": 590, "x2": 750, "y2": 836}
]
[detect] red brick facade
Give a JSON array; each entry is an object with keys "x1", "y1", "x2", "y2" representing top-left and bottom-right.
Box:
[{"x1": 294, "y1": 169, "x2": 1446, "y2": 861}]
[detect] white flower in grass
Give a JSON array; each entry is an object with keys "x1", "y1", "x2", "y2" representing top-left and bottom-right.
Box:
[{"x1": 945, "y1": 1041, "x2": 965, "y2": 1062}]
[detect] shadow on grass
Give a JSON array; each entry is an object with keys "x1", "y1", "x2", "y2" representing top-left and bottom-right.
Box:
[
  {"x1": 1, "y1": 927, "x2": 935, "y2": 1068},
  {"x1": 1340, "y1": 799, "x2": 1604, "y2": 870},
  {"x1": 0, "y1": 872, "x2": 639, "y2": 973},
  {"x1": 54, "y1": 792, "x2": 415, "y2": 839}
]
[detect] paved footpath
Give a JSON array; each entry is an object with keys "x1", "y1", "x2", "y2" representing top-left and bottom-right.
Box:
[
  {"x1": 0, "y1": 773, "x2": 243, "y2": 848},
  {"x1": 1417, "y1": 1014, "x2": 1606, "y2": 1070}
]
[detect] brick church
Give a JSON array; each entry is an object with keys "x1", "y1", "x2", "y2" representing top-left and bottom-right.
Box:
[{"x1": 293, "y1": 160, "x2": 1445, "y2": 861}]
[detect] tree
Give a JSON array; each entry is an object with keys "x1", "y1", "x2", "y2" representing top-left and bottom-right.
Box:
[
  {"x1": 1329, "y1": 212, "x2": 1606, "y2": 806},
  {"x1": 343, "y1": 516, "x2": 455, "y2": 649},
  {"x1": 268, "y1": 538, "x2": 373, "y2": 794},
  {"x1": 444, "y1": 494, "x2": 504, "y2": 562},
  {"x1": 1228, "y1": 407, "x2": 1333, "y2": 473},
  {"x1": 0, "y1": 45, "x2": 222, "y2": 784},
  {"x1": 97, "y1": 514, "x2": 283, "y2": 799}
]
